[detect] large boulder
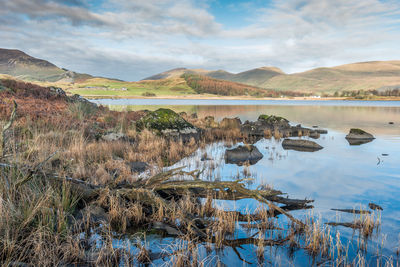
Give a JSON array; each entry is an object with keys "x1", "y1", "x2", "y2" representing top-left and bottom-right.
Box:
[
  {"x1": 282, "y1": 139, "x2": 323, "y2": 152},
  {"x1": 345, "y1": 128, "x2": 374, "y2": 140},
  {"x1": 345, "y1": 129, "x2": 375, "y2": 145},
  {"x1": 220, "y1": 117, "x2": 242, "y2": 129},
  {"x1": 136, "y1": 108, "x2": 201, "y2": 142},
  {"x1": 258, "y1": 114, "x2": 290, "y2": 128},
  {"x1": 225, "y1": 145, "x2": 263, "y2": 165}
]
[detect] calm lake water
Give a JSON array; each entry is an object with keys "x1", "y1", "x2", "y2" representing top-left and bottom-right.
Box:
[{"x1": 94, "y1": 99, "x2": 400, "y2": 266}]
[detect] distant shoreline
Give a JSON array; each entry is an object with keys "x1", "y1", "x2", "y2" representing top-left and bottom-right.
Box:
[{"x1": 76, "y1": 94, "x2": 400, "y2": 101}]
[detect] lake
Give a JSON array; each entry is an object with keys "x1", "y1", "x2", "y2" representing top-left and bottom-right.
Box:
[{"x1": 95, "y1": 99, "x2": 400, "y2": 266}]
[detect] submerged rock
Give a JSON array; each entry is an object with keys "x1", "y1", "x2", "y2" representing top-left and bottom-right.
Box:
[
  {"x1": 219, "y1": 117, "x2": 242, "y2": 129},
  {"x1": 136, "y1": 108, "x2": 201, "y2": 142},
  {"x1": 368, "y1": 203, "x2": 383, "y2": 211},
  {"x1": 345, "y1": 128, "x2": 374, "y2": 145},
  {"x1": 331, "y1": 208, "x2": 371, "y2": 214},
  {"x1": 282, "y1": 139, "x2": 323, "y2": 152},
  {"x1": 225, "y1": 145, "x2": 263, "y2": 165}
]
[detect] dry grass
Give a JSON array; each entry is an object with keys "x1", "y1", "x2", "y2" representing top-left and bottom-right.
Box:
[{"x1": 0, "y1": 85, "x2": 396, "y2": 266}]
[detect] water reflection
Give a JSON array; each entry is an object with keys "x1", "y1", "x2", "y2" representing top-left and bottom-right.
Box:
[
  {"x1": 94, "y1": 99, "x2": 400, "y2": 265},
  {"x1": 94, "y1": 99, "x2": 400, "y2": 136}
]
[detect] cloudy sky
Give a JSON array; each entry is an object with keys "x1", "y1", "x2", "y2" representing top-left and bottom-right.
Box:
[{"x1": 1, "y1": 0, "x2": 400, "y2": 80}]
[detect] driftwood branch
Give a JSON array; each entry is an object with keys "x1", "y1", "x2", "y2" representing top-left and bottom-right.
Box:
[{"x1": 1, "y1": 100, "x2": 17, "y2": 157}]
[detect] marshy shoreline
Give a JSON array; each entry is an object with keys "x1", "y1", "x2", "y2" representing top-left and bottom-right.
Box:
[{"x1": 0, "y1": 79, "x2": 396, "y2": 266}]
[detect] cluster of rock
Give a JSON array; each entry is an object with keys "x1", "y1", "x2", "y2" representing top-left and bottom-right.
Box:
[
  {"x1": 49, "y1": 86, "x2": 98, "y2": 108},
  {"x1": 99, "y1": 108, "x2": 377, "y2": 167},
  {"x1": 240, "y1": 115, "x2": 326, "y2": 142}
]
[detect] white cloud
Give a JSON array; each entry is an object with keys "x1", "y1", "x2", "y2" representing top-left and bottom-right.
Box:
[{"x1": 1, "y1": 0, "x2": 400, "y2": 80}]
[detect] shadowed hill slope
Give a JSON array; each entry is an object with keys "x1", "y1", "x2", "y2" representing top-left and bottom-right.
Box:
[{"x1": 0, "y1": 48, "x2": 92, "y2": 82}]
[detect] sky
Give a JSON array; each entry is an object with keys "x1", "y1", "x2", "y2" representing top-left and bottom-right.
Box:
[{"x1": 1, "y1": 0, "x2": 400, "y2": 81}]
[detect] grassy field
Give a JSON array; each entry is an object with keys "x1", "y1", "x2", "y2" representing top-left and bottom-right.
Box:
[{"x1": 66, "y1": 77, "x2": 196, "y2": 96}]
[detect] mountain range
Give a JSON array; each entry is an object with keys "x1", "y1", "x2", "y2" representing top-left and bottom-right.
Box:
[
  {"x1": 144, "y1": 62, "x2": 400, "y2": 93},
  {"x1": 1, "y1": 48, "x2": 400, "y2": 95}
]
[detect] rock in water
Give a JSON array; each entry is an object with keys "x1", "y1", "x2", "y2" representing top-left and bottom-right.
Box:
[
  {"x1": 345, "y1": 128, "x2": 375, "y2": 145},
  {"x1": 282, "y1": 139, "x2": 323, "y2": 152},
  {"x1": 315, "y1": 129, "x2": 328, "y2": 134},
  {"x1": 136, "y1": 108, "x2": 201, "y2": 142},
  {"x1": 225, "y1": 145, "x2": 263, "y2": 165},
  {"x1": 368, "y1": 203, "x2": 383, "y2": 211},
  {"x1": 309, "y1": 131, "x2": 320, "y2": 139}
]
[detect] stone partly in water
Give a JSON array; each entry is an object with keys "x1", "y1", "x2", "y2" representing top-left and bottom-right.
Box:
[
  {"x1": 309, "y1": 131, "x2": 320, "y2": 139},
  {"x1": 345, "y1": 128, "x2": 375, "y2": 146},
  {"x1": 136, "y1": 108, "x2": 201, "y2": 142},
  {"x1": 225, "y1": 145, "x2": 263, "y2": 165},
  {"x1": 241, "y1": 114, "x2": 315, "y2": 142},
  {"x1": 369, "y1": 202, "x2": 383, "y2": 211},
  {"x1": 282, "y1": 139, "x2": 323, "y2": 152},
  {"x1": 219, "y1": 117, "x2": 242, "y2": 129},
  {"x1": 315, "y1": 129, "x2": 328, "y2": 134}
]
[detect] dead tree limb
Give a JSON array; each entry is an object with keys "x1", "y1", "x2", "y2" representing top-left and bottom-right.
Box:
[{"x1": 1, "y1": 100, "x2": 17, "y2": 157}]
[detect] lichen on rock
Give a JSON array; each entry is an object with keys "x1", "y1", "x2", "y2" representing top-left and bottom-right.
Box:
[{"x1": 136, "y1": 108, "x2": 201, "y2": 141}]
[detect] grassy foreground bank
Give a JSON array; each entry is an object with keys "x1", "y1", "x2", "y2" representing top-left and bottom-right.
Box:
[{"x1": 0, "y1": 78, "x2": 391, "y2": 266}]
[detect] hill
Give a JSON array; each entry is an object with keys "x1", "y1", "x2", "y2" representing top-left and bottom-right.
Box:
[
  {"x1": 2, "y1": 48, "x2": 400, "y2": 96},
  {"x1": 261, "y1": 61, "x2": 400, "y2": 93},
  {"x1": 0, "y1": 48, "x2": 92, "y2": 82},
  {"x1": 145, "y1": 61, "x2": 400, "y2": 94},
  {"x1": 143, "y1": 66, "x2": 285, "y2": 87}
]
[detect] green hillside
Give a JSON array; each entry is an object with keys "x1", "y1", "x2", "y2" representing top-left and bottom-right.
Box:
[{"x1": 144, "y1": 61, "x2": 400, "y2": 94}]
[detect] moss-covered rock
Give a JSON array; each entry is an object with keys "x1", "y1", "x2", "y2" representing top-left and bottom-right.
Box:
[
  {"x1": 136, "y1": 108, "x2": 201, "y2": 141},
  {"x1": 136, "y1": 108, "x2": 194, "y2": 132},
  {"x1": 258, "y1": 114, "x2": 288, "y2": 124},
  {"x1": 349, "y1": 128, "x2": 368, "y2": 135}
]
